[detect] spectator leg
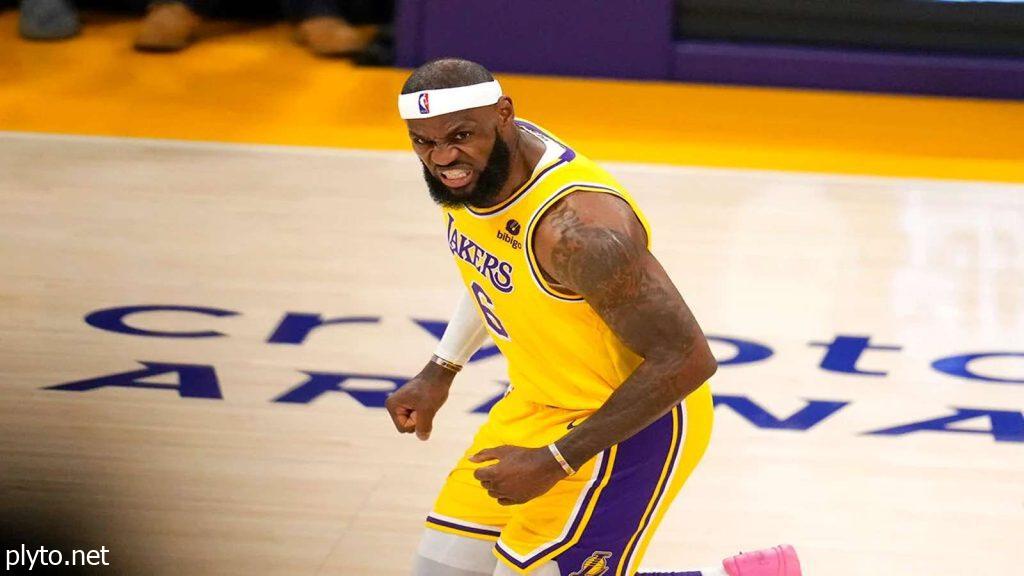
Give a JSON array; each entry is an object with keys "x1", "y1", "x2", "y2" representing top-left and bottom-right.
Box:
[{"x1": 19, "y1": 0, "x2": 80, "y2": 40}]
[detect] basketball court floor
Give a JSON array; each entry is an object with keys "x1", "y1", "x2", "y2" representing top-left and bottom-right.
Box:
[
  {"x1": 2, "y1": 130, "x2": 1021, "y2": 575},
  {"x1": 1, "y1": 10, "x2": 1023, "y2": 576}
]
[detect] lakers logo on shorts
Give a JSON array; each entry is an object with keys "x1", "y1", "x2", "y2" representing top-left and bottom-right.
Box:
[{"x1": 569, "y1": 551, "x2": 613, "y2": 576}]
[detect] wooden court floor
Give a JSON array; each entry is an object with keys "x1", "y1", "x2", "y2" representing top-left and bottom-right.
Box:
[{"x1": 1, "y1": 131, "x2": 1022, "y2": 575}]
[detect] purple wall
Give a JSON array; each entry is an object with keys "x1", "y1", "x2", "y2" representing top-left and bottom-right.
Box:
[
  {"x1": 395, "y1": 0, "x2": 675, "y2": 80},
  {"x1": 674, "y1": 41, "x2": 1024, "y2": 100},
  {"x1": 396, "y1": 0, "x2": 1024, "y2": 100}
]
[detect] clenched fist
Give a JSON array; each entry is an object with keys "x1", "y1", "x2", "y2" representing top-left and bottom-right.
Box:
[
  {"x1": 385, "y1": 360, "x2": 455, "y2": 440},
  {"x1": 470, "y1": 445, "x2": 568, "y2": 506}
]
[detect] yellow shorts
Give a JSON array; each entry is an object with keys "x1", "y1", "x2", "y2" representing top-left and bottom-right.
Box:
[{"x1": 426, "y1": 383, "x2": 714, "y2": 576}]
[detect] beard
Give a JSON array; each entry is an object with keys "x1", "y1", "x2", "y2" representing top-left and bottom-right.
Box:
[{"x1": 422, "y1": 131, "x2": 512, "y2": 209}]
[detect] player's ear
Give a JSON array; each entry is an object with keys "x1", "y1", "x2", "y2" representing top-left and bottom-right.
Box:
[{"x1": 496, "y1": 96, "x2": 515, "y2": 127}]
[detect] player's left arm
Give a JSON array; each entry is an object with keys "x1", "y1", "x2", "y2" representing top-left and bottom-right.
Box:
[
  {"x1": 471, "y1": 191, "x2": 717, "y2": 505},
  {"x1": 538, "y1": 192, "x2": 717, "y2": 469}
]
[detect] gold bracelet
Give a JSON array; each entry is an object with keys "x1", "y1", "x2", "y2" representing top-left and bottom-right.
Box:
[
  {"x1": 547, "y1": 443, "x2": 576, "y2": 476},
  {"x1": 430, "y1": 354, "x2": 463, "y2": 374}
]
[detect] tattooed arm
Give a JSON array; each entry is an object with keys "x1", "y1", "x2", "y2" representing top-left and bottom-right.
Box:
[
  {"x1": 470, "y1": 191, "x2": 716, "y2": 505},
  {"x1": 536, "y1": 191, "x2": 717, "y2": 471}
]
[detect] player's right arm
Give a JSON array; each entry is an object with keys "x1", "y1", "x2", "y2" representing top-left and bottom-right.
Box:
[{"x1": 384, "y1": 291, "x2": 489, "y2": 440}]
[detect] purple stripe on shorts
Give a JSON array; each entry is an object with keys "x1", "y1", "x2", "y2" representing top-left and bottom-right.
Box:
[
  {"x1": 620, "y1": 406, "x2": 685, "y2": 573},
  {"x1": 555, "y1": 404, "x2": 685, "y2": 576},
  {"x1": 425, "y1": 515, "x2": 502, "y2": 538},
  {"x1": 494, "y1": 449, "x2": 613, "y2": 569}
]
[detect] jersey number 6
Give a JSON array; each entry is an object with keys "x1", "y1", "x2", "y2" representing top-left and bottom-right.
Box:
[{"x1": 471, "y1": 282, "x2": 510, "y2": 340}]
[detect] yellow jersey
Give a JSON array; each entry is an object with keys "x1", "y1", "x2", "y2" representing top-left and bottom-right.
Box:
[{"x1": 443, "y1": 119, "x2": 653, "y2": 410}]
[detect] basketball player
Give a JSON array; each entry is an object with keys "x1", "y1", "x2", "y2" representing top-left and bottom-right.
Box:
[{"x1": 385, "y1": 58, "x2": 802, "y2": 576}]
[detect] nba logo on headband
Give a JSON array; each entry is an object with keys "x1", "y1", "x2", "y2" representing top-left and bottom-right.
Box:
[{"x1": 398, "y1": 81, "x2": 503, "y2": 120}]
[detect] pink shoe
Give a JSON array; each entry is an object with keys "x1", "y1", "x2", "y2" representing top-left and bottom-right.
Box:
[{"x1": 722, "y1": 545, "x2": 802, "y2": 576}]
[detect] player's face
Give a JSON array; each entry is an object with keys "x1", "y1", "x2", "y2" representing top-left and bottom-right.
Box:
[
  {"x1": 407, "y1": 108, "x2": 512, "y2": 209},
  {"x1": 420, "y1": 130, "x2": 510, "y2": 209}
]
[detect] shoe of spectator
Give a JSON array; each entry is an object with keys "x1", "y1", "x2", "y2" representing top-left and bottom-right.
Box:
[
  {"x1": 19, "y1": 0, "x2": 80, "y2": 40},
  {"x1": 355, "y1": 24, "x2": 395, "y2": 67},
  {"x1": 134, "y1": 1, "x2": 199, "y2": 52},
  {"x1": 295, "y1": 16, "x2": 375, "y2": 58}
]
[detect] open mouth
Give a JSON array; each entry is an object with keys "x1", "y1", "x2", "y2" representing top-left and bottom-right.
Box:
[{"x1": 438, "y1": 166, "x2": 474, "y2": 189}]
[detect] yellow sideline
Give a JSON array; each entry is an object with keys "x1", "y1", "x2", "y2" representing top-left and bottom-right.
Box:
[{"x1": 1, "y1": 11, "x2": 1022, "y2": 182}]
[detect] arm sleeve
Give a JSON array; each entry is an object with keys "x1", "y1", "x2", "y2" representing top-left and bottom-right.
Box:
[{"x1": 433, "y1": 291, "x2": 490, "y2": 366}]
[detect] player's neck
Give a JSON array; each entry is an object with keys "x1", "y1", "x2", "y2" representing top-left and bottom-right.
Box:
[{"x1": 486, "y1": 126, "x2": 546, "y2": 208}]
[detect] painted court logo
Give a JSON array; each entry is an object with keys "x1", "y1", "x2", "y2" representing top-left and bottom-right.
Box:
[
  {"x1": 418, "y1": 93, "x2": 430, "y2": 114},
  {"x1": 570, "y1": 551, "x2": 613, "y2": 576}
]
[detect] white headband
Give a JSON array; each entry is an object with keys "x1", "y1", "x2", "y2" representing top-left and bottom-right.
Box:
[{"x1": 398, "y1": 80, "x2": 503, "y2": 120}]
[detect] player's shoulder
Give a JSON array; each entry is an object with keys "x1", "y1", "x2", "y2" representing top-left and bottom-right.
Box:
[
  {"x1": 531, "y1": 188, "x2": 647, "y2": 281},
  {"x1": 535, "y1": 187, "x2": 641, "y2": 245},
  {"x1": 536, "y1": 155, "x2": 626, "y2": 211},
  {"x1": 516, "y1": 118, "x2": 617, "y2": 187}
]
